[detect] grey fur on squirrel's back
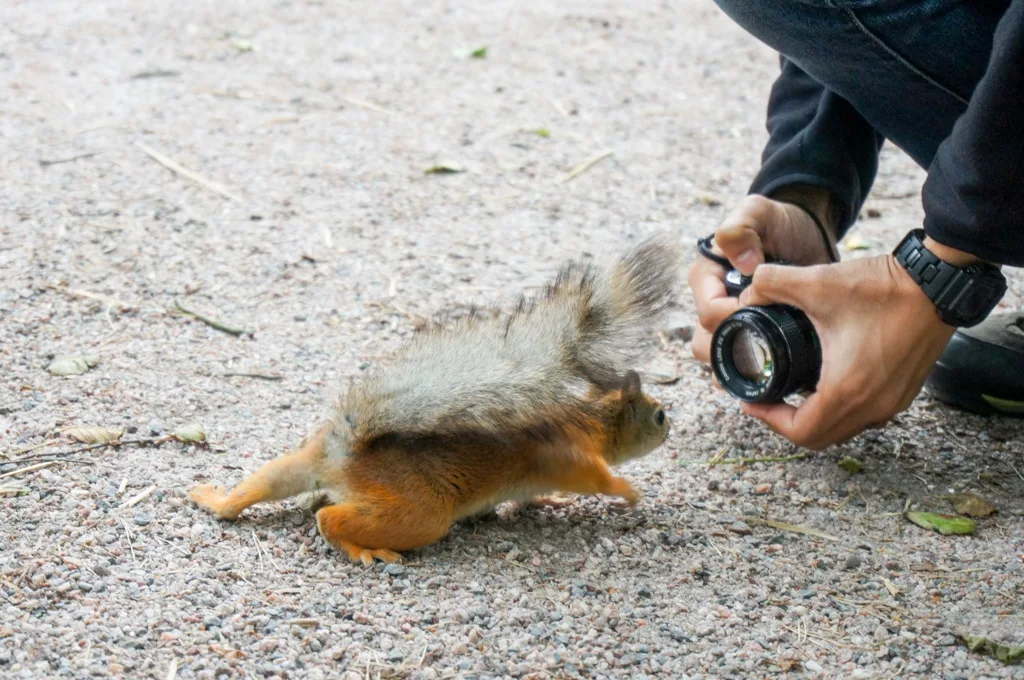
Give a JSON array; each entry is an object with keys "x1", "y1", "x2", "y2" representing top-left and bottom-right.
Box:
[{"x1": 334, "y1": 235, "x2": 681, "y2": 444}]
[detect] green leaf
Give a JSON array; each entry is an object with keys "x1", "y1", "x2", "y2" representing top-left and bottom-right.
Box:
[
  {"x1": 844, "y1": 233, "x2": 871, "y2": 251},
  {"x1": 48, "y1": 355, "x2": 100, "y2": 376},
  {"x1": 173, "y1": 423, "x2": 207, "y2": 443},
  {"x1": 534, "y1": 128, "x2": 551, "y2": 138},
  {"x1": 945, "y1": 492, "x2": 997, "y2": 518},
  {"x1": 424, "y1": 163, "x2": 465, "y2": 175},
  {"x1": 961, "y1": 635, "x2": 1024, "y2": 665},
  {"x1": 905, "y1": 511, "x2": 976, "y2": 536},
  {"x1": 837, "y1": 456, "x2": 862, "y2": 474},
  {"x1": 453, "y1": 46, "x2": 488, "y2": 59}
]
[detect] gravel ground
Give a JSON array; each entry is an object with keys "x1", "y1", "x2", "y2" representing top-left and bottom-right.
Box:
[{"x1": 2, "y1": 1, "x2": 1022, "y2": 678}]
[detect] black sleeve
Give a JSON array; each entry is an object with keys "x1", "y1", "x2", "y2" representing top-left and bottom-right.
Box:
[
  {"x1": 921, "y1": 0, "x2": 1024, "y2": 267},
  {"x1": 749, "y1": 56, "x2": 886, "y2": 240}
]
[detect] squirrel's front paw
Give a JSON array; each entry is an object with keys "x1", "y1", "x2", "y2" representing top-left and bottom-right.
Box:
[{"x1": 189, "y1": 484, "x2": 238, "y2": 520}]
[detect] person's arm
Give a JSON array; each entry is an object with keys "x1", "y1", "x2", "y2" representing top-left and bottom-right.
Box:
[
  {"x1": 749, "y1": 56, "x2": 886, "y2": 240},
  {"x1": 922, "y1": 0, "x2": 1024, "y2": 268}
]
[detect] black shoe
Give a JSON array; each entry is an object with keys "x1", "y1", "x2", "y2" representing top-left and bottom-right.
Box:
[{"x1": 924, "y1": 312, "x2": 1024, "y2": 417}]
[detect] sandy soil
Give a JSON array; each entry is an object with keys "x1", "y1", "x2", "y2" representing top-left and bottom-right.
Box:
[{"x1": 1, "y1": 1, "x2": 1022, "y2": 678}]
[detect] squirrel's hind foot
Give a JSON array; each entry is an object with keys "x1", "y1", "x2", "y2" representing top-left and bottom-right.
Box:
[{"x1": 339, "y1": 543, "x2": 404, "y2": 566}]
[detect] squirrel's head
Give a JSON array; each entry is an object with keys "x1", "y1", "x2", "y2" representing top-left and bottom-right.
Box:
[{"x1": 602, "y1": 370, "x2": 671, "y2": 465}]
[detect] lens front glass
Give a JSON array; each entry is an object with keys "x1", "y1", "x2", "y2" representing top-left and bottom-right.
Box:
[{"x1": 731, "y1": 328, "x2": 774, "y2": 383}]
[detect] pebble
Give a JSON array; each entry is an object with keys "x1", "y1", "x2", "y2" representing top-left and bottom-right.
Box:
[
  {"x1": 728, "y1": 521, "x2": 752, "y2": 536},
  {"x1": 383, "y1": 564, "x2": 406, "y2": 576},
  {"x1": 844, "y1": 555, "x2": 863, "y2": 570},
  {"x1": 133, "y1": 513, "x2": 151, "y2": 526}
]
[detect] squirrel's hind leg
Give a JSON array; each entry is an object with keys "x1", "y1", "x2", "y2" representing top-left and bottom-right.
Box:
[
  {"x1": 315, "y1": 496, "x2": 451, "y2": 565},
  {"x1": 190, "y1": 429, "x2": 327, "y2": 520}
]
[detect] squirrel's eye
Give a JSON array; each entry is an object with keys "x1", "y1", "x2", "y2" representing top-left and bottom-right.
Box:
[{"x1": 655, "y1": 409, "x2": 665, "y2": 426}]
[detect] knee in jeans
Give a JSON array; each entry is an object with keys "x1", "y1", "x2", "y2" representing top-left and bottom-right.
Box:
[{"x1": 711, "y1": 0, "x2": 807, "y2": 41}]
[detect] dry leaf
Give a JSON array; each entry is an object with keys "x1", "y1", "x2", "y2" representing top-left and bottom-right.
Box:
[
  {"x1": 945, "y1": 492, "x2": 997, "y2": 518},
  {"x1": 881, "y1": 577, "x2": 901, "y2": 597},
  {"x1": 48, "y1": 355, "x2": 99, "y2": 376},
  {"x1": 173, "y1": 423, "x2": 207, "y2": 443},
  {"x1": 64, "y1": 427, "x2": 123, "y2": 444},
  {"x1": 905, "y1": 511, "x2": 976, "y2": 535}
]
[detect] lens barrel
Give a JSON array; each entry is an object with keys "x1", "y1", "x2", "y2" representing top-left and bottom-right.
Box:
[{"x1": 710, "y1": 305, "x2": 821, "y2": 403}]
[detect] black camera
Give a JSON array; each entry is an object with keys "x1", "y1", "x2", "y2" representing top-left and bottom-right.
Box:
[{"x1": 709, "y1": 263, "x2": 822, "y2": 404}]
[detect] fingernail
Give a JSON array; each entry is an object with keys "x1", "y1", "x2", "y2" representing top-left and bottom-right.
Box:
[{"x1": 735, "y1": 249, "x2": 761, "y2": 273}]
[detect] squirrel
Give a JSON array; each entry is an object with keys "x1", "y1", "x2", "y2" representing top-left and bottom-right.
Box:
[{"x1": 189, "y1": 235, "x2": 681, "y2": 564}]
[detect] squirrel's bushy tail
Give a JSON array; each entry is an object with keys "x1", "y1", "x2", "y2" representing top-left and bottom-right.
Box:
[
  {"x1": 556, "y1": 234, "x2": 682, "y2": 389},
  {"x1": 331, "y1": 233, "x2": 681, "y2": 447}
]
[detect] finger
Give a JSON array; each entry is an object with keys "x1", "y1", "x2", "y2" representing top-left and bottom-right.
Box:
[
  {"x1": 714, "y1": 195, "x2": 794, "y2": 274},
  {"x1": 689, "y1": 259, "x2": 741, "y2": 331},
  {"x1": 741, "y1": 263, "x2": 825, "y2": 310},
  {"x1": 691, "y1": 327, "x2": 711, "y2": 363},
  {"x1": 741, "y1": 392, "x2": 835, "y2": 450}
]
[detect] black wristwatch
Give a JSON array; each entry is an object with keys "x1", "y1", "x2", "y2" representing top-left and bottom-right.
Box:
[{"x1": 892, "y1": 229, "x2": 1006, "y2": 328}]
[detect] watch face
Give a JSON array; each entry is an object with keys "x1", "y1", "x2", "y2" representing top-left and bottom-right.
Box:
[{"x1": 954, "y1": 274, "x2": 1006, "y2": 325}]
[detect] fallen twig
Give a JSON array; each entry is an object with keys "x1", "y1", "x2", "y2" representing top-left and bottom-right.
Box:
[
  {"x1": 118, "y1": 484, "x2": 157, "y2": 511},
  {"x1": 221, "y1": 372, "x2": 283, "y2": 381},
  {"x1": 1010, "y1": 462, "x2": 1024, "y2": 483},
  {"x1": 39, "y1": 152, "x2": 100, "y2": 167},
  {"x1": 165, "y1": 658, "x2": 178, "y2": 680},
  {"x1": 285, "y1": 618, "x2": 320, "y2": 628},
  {"x1": 744, "y1": 517, "x2": 841, "y2": 542},
  {"x1": 120, "y1": 517, "x2": 137, "y2": 564},
  {"x1": 0, "y1": 461, "x2": 59, "y2": 480},
  {"x1": 13, "y1": 435, "x2": 175, "y2": 464},
  {"x1": 559, "y1": 149, "x2": 612, "y2": 183},
  {"x1": 137, "y1": 142, "x2": 241, "y2": 201},
  {"x1": 43, "y1": 284, "x2": 137, "y2": 312},
  {"x1": 680, "y1": 453, "x2": 807, "y2": 466},
  {"x1": 1, "y1": 439, "x2": 59, "y2": 459},
  {"x1": 343, "y1": 96, "x2": 396, "y2": 116},
  {"x1": 173, "y1": 300, "x2": 252, "y2": 337}
]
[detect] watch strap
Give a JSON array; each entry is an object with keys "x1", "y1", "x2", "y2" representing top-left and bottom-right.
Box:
[{"x1": 893, "y1": 229, "x2": 1006, "y2": 327}]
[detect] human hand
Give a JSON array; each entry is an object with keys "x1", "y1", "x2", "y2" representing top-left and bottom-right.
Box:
[
  {"x1": 689, "y1": 192, "x2": 838, "y2": 363},
  {"x1": 736, "y1": 253, "x2": 956, "y2": 449}
]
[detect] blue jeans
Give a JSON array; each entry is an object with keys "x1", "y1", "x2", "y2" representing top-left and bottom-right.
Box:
[{"x1": 710, "y1": 0, "x2": 1024, "y2": 266}]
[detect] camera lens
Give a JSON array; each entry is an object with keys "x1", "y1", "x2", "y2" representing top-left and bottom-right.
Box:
[
  {"x1": 710, "y1": 305, "x2": 821, "y2": 403},
  {"x1": 731, "y1": 328, "x2": 774, "y2": 383}
]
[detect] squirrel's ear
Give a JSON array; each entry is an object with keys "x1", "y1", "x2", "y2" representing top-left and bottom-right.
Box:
[{"x1": 622, "y1": 370, "x2": 642, "y2": 400}]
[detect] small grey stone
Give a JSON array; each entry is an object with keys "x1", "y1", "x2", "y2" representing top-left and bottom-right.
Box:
[
  {"x1": 148, "y1": 420, "x2": 164, "y2": 435},
  {"x1": 706, "y1": 480, "x2": 719, "y2": 491},
  {"x1": 132, "y1": 513, "x2": 151, "y2": 526},
  {"x1": 383, "y1": 563, "x2": 406, "y2": 576},
  {"x1": 935, "y1": 634, "x2": 957, "y2": 646},
  {"x1": 728, "y1": 521, "x2": 752, "y2": 536},
  {"x1": 804, "y1": 659, "x2": 823, "y2": 673},
  {"x1": 203, "y1": 616, "x2": 221, "y2": 628},
  {"x1": 844, "y1": 555, "x2": 863, "y2": 570}
]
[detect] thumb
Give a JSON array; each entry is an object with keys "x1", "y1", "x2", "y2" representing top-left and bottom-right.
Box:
[
  {"x1": 713, "y1": 199, "x2": 779, "y2": 275},
  {"x1": 740, "y1": 263, "x2": 819, "y2": 309}
]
